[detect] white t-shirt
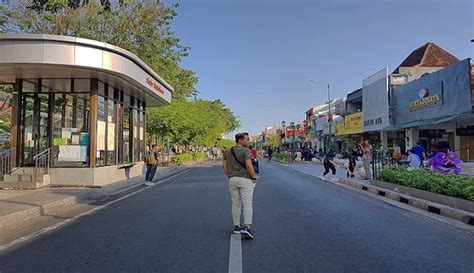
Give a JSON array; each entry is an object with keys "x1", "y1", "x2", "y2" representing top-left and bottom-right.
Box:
[{"x1": 408, "y1": 154, "x2": 421, "y2": 168}]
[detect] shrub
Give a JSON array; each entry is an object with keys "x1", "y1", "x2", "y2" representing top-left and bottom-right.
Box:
[
  {"x1": 377, "y1": 167, "x2": 474, "y2": 201},
  {"x1": 171, "y1": 151, "x2": 208, "y2": 163},
  {"x1": 273, "y1": 153, "x2": 293, "y2": 162}
]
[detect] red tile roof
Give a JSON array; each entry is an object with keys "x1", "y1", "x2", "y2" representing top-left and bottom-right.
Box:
[{"x1": 392, "y1": 42, "x2": 459, "y2": 74}]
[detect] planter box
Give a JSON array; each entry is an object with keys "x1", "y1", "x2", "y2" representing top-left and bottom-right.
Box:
[{"x1": 372, "y1": 180, "x2": 474, "y2": 213}]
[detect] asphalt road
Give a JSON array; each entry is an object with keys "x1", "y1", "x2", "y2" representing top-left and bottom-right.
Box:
[{"x1": 0, "y1": 161, "x2": 473, "y2": 273}]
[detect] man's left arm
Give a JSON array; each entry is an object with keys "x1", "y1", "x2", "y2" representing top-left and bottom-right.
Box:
[{"x1": 222, "y1": 153, "x2": 229, "y2": 176}]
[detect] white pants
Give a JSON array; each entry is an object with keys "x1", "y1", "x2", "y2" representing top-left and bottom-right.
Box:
[{"x1": 228, "y1": 176, "x2": 255, "y2": 226}]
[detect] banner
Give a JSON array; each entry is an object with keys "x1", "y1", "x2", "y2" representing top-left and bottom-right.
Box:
[{"x1": 345, "y1": 112, "x2": 363, "y2": 134}]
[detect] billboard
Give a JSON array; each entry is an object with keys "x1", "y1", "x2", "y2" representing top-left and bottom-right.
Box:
[
  {"x1": 362, "y1": 68, "x2": 389, "y2": 132},
  {"x1": 392, "y1": 59, "x2": 472, "y2": 124}
]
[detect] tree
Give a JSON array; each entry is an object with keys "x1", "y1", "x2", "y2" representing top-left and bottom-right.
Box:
[
  {"x1": 267, "y1": 133, "x2": 281, "y2": 148},
  {"x1": 146, "y1": 99, "x2": 240, "y2": 148}
]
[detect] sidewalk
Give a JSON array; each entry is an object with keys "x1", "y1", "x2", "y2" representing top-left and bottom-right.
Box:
[{"x1": 0, "y1": 163, "x2": 194, "y2": 230}]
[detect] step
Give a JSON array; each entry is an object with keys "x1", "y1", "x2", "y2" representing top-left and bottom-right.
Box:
[{"x1": 0, "y1": 174, "x2": 51, "y2": 189}]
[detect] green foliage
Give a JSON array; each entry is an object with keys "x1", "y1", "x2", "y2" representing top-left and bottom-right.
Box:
[
  {"x1": 273, "y1": 153, "x2": 292, "y2": 162},
  {"x1": 147, "y1": 99, "x2": 239, "y2": 147},
  {"x1": 219, "y1": 139, "x2": 235, "y2": 149},
  {"x1": 267, "y1": 133, "x2": 281, "y2": 148},
  {"x1": 377, "y1": 167, "x2": 474, "y2": 201},
  {"x1": 171, "y1": 151, "x2": 207, "y2": 163}
]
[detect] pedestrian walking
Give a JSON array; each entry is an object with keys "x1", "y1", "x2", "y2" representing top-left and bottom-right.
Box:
[
  {"x1": 321, "y1": 149, "x2": 337, "y2": 181},
  {"x1": 345, "y1": 149, "x2": 357, "y2": 177},
  {"x1": 223, "y1": 132, "x2": 258, "y2": 239},
  {"x1": 211, "y1": 146, "x2": 220, "y2": 162},
  {"x1": 267, "y1": 147, "x2": 273, "y2": 161},
  {"x1": 250, "y1": 146, "x2": 259, "y2": 174},
  {"x1": 144, "y1": 144, "x2": 159, "y2": 185},
  {"x1": 359, "y1": 140, "x2": 373, "y2": 180}
]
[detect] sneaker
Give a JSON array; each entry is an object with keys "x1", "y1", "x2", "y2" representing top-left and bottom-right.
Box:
[
  {"x1": 319, "y1": 175, "x2": 325, "y2": 180},
  {"x1": 232, "y1": 225, "x2": 242, "y2": 234},
  {"x1": 144, "y1": 181, "x2": 154, "y2": 186},
  {"x1": 241, "y1": 226, "x2": 254, "y2": 239}
]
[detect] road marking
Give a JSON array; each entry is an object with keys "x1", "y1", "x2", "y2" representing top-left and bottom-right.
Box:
[
  {"x1": 0, "y1": 169, "x2": 192, "y2": 252},
  {"x1": 228, "y1": 234, "x2": 243, "y2": 273}
]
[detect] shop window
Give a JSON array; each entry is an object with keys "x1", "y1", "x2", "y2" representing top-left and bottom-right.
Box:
[
  {"x1": 123, "y1": 107, "x2": 131, "y2": 163},
  {"x1": 52, "y1": 93, "x2": 90, "y2": 167},
  {"x1": 96, "y1": 95, "x2": 106, "y2": 166},
  {"x1": 139, "y1": 107, "x2": 145, "y2": 162},
  {"x1": 133, "y1": 107, "x2": 140, "y2": 162},
  {"x1": 106, "y1": 95, "x2": 116, "y2": 165},
  {"x1": 0, "y1": 84, "x2": 13, "y2": 153}
]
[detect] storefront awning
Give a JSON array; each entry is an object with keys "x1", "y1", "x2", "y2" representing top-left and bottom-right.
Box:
[{"x1": 382, "y1": 112, "x2": 474, "y2": 131}]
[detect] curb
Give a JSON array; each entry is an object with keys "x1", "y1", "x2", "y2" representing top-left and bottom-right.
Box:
[
  {"x1": 338, "y1": 177, "x2": 474, "y2": 226},
  {"x1": 272, "y1": 161, "x2": 474, "y2": 230},
  {"x1": 0, "y1": 162, "x2": 203, "y2": 230}
]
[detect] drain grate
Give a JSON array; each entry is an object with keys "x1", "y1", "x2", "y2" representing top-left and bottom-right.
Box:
[
  {"x1": 378, "y1": 191, "x2": 386, "y2": 197},
  {"x1": 362, "y1": 186, "x2": 368, "y2": 191},
  {"x1": 399, "y1": 197, "x2": 409, "y2": 204},
  {"x1": 427, "y1": 206, "x2": 441, "y2": 214},
  {"x1": 467, "y1": 217, "x2": 474, "y2": 226}
]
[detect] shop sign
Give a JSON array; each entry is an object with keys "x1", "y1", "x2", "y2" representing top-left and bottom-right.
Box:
[
  {"x1": 335, "y1": 123, "x2": 346, "y2": 136},
  {"x1": 146, "y1": 77, "x2": 165, "y2": 95},
  {"x1": 409, "y1": 88, "x2": 441, "y2": 111},
  {"x1": 456, "y1": 127, "x2": 474, "y2": 136},
  {"x1": 420, "y1": 129, "x2": 445, "y2": 138},
  {"x1": 345, "y1": 112, "x2": 363, "y2": 134}
]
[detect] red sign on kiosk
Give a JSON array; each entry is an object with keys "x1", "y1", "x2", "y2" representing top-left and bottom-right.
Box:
[{"x1": 146, "y1": 77, "x2": 165, "y2": 95}]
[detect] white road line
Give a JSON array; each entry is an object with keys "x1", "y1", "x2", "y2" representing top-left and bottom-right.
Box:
[
  {"x1": 0, "y1": 169, "x2": 192, "y2": 252},
  {"x1": 228, "y1": 234, "x2": 243, "y2": 273}
]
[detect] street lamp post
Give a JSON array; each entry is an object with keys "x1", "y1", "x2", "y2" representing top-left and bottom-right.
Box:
[
  {"x1": 281, "y1": 120, "x2": 286, "y2": 151},
  {"x1": 309, "y1": 80, "x2": 333, "y2": 147},
  {"x1": 290, "y1": 121, "x2": 295, "y2": 161}
]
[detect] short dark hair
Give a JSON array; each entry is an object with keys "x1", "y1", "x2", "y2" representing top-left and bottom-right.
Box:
[{"x1": 235, "y1": 132, "x2": 249, "y2": 143}]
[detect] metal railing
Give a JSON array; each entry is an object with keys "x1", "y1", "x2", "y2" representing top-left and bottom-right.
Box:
[
  {"x1": 0, "y1": 151, "x2": 11, "y2": 179},
  {"x1": 371, "y1": 151, "x2": 399, "y2": 180},
  {"x1": 33, "y1": 148, "x2": 51, "y2": 182}
]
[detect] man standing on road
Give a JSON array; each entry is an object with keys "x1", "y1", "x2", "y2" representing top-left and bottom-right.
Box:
[
  {"x1": 223, "y1": 132, "x2": 258, "y2": 239},
  {"x1": 359, "y1": 140, "x2": 372, "y2": 180}
]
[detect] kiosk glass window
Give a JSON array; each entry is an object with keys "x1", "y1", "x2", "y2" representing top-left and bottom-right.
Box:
[
  {"x1": 133, "y1": 107, "x2": 140, "y2": 162},
  {"x1": 123, "y1": 107, "x2": 131, "y2": 163},
  {"x1": 139, "y1": 106, "x2": 145, "y2": 161},
  {"x1": 96, "y1": 83, "x2": 106, "y2": 166},
  {"x1": 106, "y1": 87, "x2": 116, "y2": 165},
  {"x1": 52, "y1": 93, "x2": 90, "y2": 167}
]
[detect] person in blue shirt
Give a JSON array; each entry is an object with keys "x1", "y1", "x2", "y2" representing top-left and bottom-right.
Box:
[{"x1": 411, "y1": 141, "x2": 425, "y2": 166}]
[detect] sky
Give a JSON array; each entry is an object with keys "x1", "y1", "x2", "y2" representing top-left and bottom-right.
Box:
[{"x1": 163, "y1": 0, "x2": 474, "y2": 137}]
